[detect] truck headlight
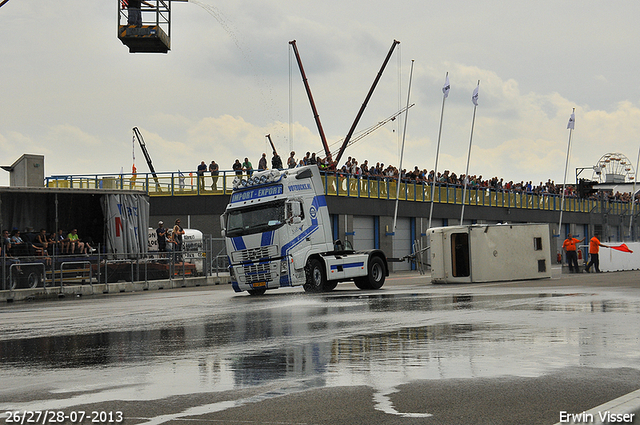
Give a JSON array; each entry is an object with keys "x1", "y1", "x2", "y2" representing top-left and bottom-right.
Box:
[{"x1": 280, "y1": 259, "x2": 288, "y2": 274}]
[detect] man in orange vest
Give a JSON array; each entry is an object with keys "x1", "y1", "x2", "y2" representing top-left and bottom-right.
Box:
[
  {"x1": 562, "y1": 233, "x2": 585, "y2": 273},
  {"x1": 585, "y1": 232, "x2": 608, "y2": 273}
]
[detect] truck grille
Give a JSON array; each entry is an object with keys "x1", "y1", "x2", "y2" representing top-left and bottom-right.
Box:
[
  {"x1": 231, "y1": 245, "x2": 279, "y2": 284},
  {"x1": 231, "y1": 245, "x2": 278, "y2": 264},
  {"x1": 244, "y1": 261, "x2": 275, "y2": 284}
]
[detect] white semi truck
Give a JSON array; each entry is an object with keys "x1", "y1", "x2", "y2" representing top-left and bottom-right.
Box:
[{"x1": 220, "y1": 165, "x2": 388, "y2": 295}]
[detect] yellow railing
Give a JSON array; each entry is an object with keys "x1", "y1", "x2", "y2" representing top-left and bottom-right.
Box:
[{"x1": 45, "y1": 171, "x2": 631, "y2": 215}]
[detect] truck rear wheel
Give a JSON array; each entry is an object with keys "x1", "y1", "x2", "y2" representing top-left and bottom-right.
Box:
[
  {"x1": 323, "y1": 280, "x2": 338, "y2": 291},
  {"x1": 304, "y1": 258, "x2": 325, "y2": 293},
  {"x1": 368, "y1": 256, "x2": 386, "y2": 289},
  {"x1": 355, "y1": 256, "x2": 386, "y2": 290}
]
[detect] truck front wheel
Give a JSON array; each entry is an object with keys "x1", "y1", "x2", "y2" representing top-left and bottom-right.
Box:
[{"x1": 304, "y1": 259, "x2": 325, "y2": 293}]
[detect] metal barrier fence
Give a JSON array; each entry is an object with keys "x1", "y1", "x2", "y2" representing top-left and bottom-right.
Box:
[
  {"x1": 1, "y1": 239, "x2": 230, "y2": 291},
  {"x1": 45, "y1": 170, "x2": 634, "y2": 214},
  {"x1": 8, "y1": 262, "x2": 46, "y2": 290}
]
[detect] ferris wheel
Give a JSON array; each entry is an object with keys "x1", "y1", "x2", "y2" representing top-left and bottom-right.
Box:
[{"x1": 592, "y1": 152, "x2": 635, "y2": 183}]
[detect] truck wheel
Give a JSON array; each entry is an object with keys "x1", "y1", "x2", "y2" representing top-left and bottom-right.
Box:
[
  {"x1": 366, "y1": 256, "x2": 385, "y2": 290},
  {"x1": 353, "y1": 278, "x2": 368, "y2": 290},
  {"x1": 323, "y1": 280, "x2": 338, "y2": 292},
  {"x1": 247, "y1": 288, "x2": 267, "y2": 296},
  {"x1": 304, "y1": 259, "x2": 325, "y2": 293}
]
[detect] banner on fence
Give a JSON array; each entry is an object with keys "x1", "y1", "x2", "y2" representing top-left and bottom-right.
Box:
[{"x1": 101, "y1": 194, "x2": 149, "y2": 257}]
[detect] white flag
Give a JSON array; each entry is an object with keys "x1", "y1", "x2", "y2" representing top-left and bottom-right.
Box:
[
  {"x1": 442, "y1": 74, "x2": 450, "y2": 98},
  {"x1": 471, "y1": 84, "x2": 479, "y2": 106},
  {"x1": 567, "y1": 112, "x2": 575, "y2": 130}
]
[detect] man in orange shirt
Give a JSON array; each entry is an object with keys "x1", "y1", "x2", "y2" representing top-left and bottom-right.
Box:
[
  {"x1": 585, "y1": 233, "x2": 608, "y2": 273},
  {"x1": 562, "y1": 233, "x2": 585, "y2": 273}
]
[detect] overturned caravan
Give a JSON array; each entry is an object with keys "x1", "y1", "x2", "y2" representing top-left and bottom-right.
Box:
[
  {"x1": 220, "y1": 165, "x2": 388, "y2": 295},
  {"x1": 428, "y1": 223, "x2": 552, "y2": 284}
]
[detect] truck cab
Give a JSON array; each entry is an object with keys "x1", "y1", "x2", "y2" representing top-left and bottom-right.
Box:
[{"x1": 221, "y1": 165, "x2": 388, "y2": 295}]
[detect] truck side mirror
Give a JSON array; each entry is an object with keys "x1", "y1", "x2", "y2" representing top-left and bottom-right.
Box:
[
  {"x1": 220, "y1": 214, "x2": 226, "y2": 237},
  {"x1": 286, "y1": 200, "x2": 303, "y2": 224},
  {"x1": 291, "y1": 201, "x2": 301, "y2": 217}
]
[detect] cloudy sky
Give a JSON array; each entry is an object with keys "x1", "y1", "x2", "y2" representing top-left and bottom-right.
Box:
[{"x1": 2, "y1": 0, "x2": 640, "y2": 187}]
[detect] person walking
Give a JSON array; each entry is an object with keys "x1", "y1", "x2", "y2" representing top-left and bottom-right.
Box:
[
  {"x1": 584, "y1": 232, "x2": 608, "y2": 273},
  {"x1": 562, "y1": 233, "x2": 585, "y2": 273}
]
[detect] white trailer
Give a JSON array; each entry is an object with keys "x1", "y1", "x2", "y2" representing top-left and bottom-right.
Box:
[
  {"x1": 428, "y1": 223, "x2": 552, "y2": 283},
  {"x1": 220, "y1": 165, "x2": 388, "y2": 295}
]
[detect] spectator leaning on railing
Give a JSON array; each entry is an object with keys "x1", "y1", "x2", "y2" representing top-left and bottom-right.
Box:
[{"x1": 187, "y1": 152, "x2": 637, "y2": 201}]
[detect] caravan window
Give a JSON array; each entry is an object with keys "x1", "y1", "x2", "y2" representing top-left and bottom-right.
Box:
[
  {"x1": 534, "y1": 237, "x2": 543, "y2": 251},
  {"x1": 451, "y1": 233, "x2": 470, "y2": 277}
]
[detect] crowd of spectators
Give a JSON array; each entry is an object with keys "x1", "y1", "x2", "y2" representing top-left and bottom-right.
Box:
[
  {"x1": 1, "y1": 228, "x2": 94, "y2": 259},
  {"x1": 211, "y1": 151, "x2": 638, "y2": 203},
  {"x1": 193, "y1": 150, "x2": 638, "y2": 203}
]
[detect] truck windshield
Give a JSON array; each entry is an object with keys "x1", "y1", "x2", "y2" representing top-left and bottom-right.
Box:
[{"x1": 226, "y1": 200, "x2": 285, "y2": 237}]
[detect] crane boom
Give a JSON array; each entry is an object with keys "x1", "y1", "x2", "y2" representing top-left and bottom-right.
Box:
[
  {"x1": 266, "y1": 134, "x2": 277, "y2": 153},
  {"x1": 334, "y1": 40, "x2": 400, "y2": 165},
  {"x1": 132, "y1": 127, "x2": 161, "y2": 190},
  {"x1": 289, "y1": 40, "x2": 331, "y2": 158}
]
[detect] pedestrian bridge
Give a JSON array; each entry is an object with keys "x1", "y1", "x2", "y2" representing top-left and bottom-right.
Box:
[{"x1": 45, "y1": 170, "x2": 632, "y2": 215}]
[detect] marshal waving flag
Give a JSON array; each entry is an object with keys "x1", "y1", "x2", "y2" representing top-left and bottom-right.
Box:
[
  {"x1": 567, "y1": 112, "x2": 575, "y2": 129},
  {"x1": 442, "y1": 74, "x2": 450, "y2": 98}
]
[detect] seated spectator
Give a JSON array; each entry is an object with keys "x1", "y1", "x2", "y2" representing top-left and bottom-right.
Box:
[
  {"x1": 35, "y1": 229, "x2": 50, "y2": 255},
  {"x1": 10, "y1": 229, "x2": 36, "y2": 256},
  {"x1": 67, "y1": 229, "x2": 85, "y2": 254},
  {"x1": 51, "y1": 229, "x2": 68, "y2": 255},
  {"x1": 1, "y1": 230, "x2": 11, "y2": 257}
]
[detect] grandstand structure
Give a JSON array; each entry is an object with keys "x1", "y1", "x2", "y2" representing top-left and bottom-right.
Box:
[{"x1": 44, "y1": 169, "x2": 637, "y2": 272}]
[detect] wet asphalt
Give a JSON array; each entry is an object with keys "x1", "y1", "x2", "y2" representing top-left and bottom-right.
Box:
[{"x1": 0, "y1": 269, "x2": 639, "y2": 425}]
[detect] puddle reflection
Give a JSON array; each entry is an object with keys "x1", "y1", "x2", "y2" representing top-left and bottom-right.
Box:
[{"x1": 1, "y1": 291, "x2": 639, "y2": 406}]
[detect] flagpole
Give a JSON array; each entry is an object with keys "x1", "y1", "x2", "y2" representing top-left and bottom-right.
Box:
[
  {"x1": 460, "y1": 80, "x2": 479, "y2": 225},
  {"x1": 428, "y1": 72, "x2": 449, "y2": 230},
  {"x1": 558, "y1": 108, "x2": 575, "y2": 240},
  {"x1": 392, "y1": 60, "x2": 414, "y2": 231},
  {"x1": 629, "y1": 144, "x2": 640, "y2": 239}
]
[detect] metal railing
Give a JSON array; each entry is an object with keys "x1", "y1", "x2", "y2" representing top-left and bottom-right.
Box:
[
  {"x1": 44, "y1": 170, "x2": 636, "y2": 215},
  {"x1": 1, "y1": 239, "x2": 230, "y2": 291}
]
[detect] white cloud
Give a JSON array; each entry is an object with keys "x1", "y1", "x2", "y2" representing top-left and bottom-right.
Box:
[{"x1": 2, "y1": 0, "x2": 640, "y2": 189}]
